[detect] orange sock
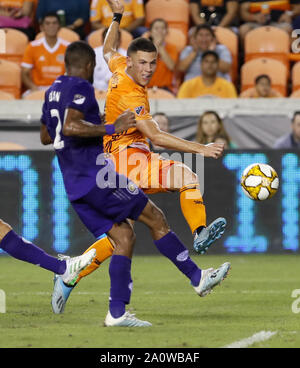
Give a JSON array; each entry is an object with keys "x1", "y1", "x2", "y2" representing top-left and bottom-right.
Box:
[
  {"x1": 180, "y1": 183, "x2": 207, "y2": 234},
  {"x1": 75, "y1": 235, "x2": 114, "y2": 284}
]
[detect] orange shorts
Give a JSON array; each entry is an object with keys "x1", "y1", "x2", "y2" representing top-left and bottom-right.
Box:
[{"x1": 109, "y1": 147, "x2": 176, "y2": 194}]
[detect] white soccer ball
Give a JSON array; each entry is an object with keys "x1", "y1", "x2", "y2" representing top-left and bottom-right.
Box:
[{"x1": 240, "y1": 163, "x2": 279, "y2": 201}]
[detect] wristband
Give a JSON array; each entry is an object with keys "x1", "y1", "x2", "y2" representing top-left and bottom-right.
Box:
[
  {"x1": 105, "y1": 124, "x2": 116, "y2": 135},
  {"x1": 112, "y1": 13, "x2": 122, "y2": 24}
]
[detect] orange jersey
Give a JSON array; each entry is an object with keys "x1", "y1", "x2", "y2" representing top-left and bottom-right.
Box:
[
  {"x1": 21, "y1": 37, "x2": 69, "y2": 87},
  {"x1": 103, "y1": 53, "x2": 152, "y2": 154}
]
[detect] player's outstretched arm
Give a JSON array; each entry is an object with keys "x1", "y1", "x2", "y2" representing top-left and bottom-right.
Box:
[
  {"x1": 63, "y1": 108, "x2": 136, "y2": 137},
  {"x1": 137, "y1": 118, "x2": 224, "y2": 159},
  {"x1": 103, "y1": 0, "x2": 124, "y2": 64}
]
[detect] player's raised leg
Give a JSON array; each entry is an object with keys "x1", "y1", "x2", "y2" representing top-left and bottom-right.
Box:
[
  {"x1": 0, "y1": 219, "x2": 96, "y2": 283},
  {"x1": 167, "y1": 163, "x2": 226, "y2": 254},
  {"x1": 137, "y1": 201, "x2": 230, "y2": 297}
]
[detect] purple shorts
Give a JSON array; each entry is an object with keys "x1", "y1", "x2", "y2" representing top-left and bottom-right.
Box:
[{"x1": 71, "y1": 171, "x2": 148, "y2": 238}]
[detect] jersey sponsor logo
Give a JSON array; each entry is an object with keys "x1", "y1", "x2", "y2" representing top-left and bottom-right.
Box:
[
  {"x1": 73, "y1": 94, "x2": 86, "y2": 105},
  {"x1": 135, "y1": 105, "x2": 145, "y2": 116}
]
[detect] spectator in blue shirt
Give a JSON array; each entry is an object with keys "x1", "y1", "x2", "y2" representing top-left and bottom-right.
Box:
[
  {"x1": 274, "y1": 111, "x2": 300, "y2": 149},
  {"x1": 36, "y1": 0, "x2": 90, "y2": 39}
]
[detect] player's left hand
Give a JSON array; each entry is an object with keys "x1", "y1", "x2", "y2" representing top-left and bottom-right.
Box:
[
  {"x1": 202, "y1": 142, "x2": 224, "y2": 159},
  {"x1": 106, "y1": 0, "x2": 124, "y2": 14}
]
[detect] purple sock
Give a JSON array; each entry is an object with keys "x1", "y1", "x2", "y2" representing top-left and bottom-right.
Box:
[
  {"x1": 0, "y1": 230, "x2": 66, "y2": 274},
  {"x1": 154, "y1": 231, "x2": 201, "y2": 287},
  {"x1": 109, "y1": 255, "x2": 132, "y2": 318}
]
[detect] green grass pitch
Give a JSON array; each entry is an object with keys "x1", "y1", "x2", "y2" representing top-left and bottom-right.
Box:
[{"x1": 0, "y1": 254, "x2": 300, "y2": 348}]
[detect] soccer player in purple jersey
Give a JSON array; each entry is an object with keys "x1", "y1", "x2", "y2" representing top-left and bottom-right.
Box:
[{"x1": 45, "y1": 40, "x2": 230, "y2": 327}]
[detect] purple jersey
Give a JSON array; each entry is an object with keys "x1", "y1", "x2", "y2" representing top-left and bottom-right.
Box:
[{"x1": 41, "y1": 75, "x2": 103, "y2": 201}]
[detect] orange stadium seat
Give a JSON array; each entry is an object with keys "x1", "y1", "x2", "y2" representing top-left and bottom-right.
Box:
[
  {"x1": 0, "y1": 90, "x2": 15, "y2": 100},
  {"x1": 241, "y1": 58, "x2": 288, "y2": 96},
  {"x1": 146, "y1": 0, "x2": 189, "y2": 35},
  {"x1": 290, "y1": 89, "x2": 300, "y2": 98},
  {"x1": 244, "y1": 26, "x2": 290, "y2": 70},
  {"x1": 142, "y1": 28, "x2": 187, "y2": 53},
  {"x1": 214, "y1": 26, "x2": 238, "y2": 84},
  {"x1": 23, "y1": 90, "x2": 46, "y2": 100},
  {"x1": 0, "y1": 59, "x2": 21, "y2": 98},
  {"x1": 88, "y1": 29, "x2": 133, "y2": 50},
  {"x1": 0, "y1": 28, "x2": 29, "y2": 64},
  {"x1": 291, "y1": 61, "x2": 300, "y2": 93},
  {"x1": 35, "y1": 28, "x2": 80, "y2": 43},
  {"x1": 147, "y1": 87, "x2": 175, "y2": 99}
]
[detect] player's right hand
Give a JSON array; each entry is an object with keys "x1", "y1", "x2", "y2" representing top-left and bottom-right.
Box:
[
  {"x1": 114, "y1": 109, "x2": 136, "y2": 133},
  {"x1": 202, "y1": 143, "x2": 224, "y2": 159},
  {"x1": 106, "y1": 0, "x2": 124, "y2": 14}
]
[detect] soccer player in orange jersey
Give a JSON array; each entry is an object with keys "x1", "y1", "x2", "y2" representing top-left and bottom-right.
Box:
[{"x1": 51, "y1": 0, "x2": 229, "y2": 313}]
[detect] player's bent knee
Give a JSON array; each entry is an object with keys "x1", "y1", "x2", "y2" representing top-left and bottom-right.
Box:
[{"x1": 0, "y1": 220, "x2": 12, "y2": 241}]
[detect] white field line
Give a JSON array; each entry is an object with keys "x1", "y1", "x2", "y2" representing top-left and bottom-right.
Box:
[{"x1": 223, "y1": 330, "x2": 277, "y2": 348}]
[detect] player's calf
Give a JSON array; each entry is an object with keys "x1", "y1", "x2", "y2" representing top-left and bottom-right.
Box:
[{"x1": 0, "y1": 219, "x2": 12, "y2": 241}]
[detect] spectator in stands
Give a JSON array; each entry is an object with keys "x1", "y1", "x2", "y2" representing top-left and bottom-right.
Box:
[
  {"x1": 195, "y1": 111, "x2": 234, "y2": 147},
  {"x1": 274, "y1": 111, "x2": 300, "y2": 148},
  {"x1": 239, "y1": 0, "x2": 300, "y2": 42},
  {"x1": 147, "y1": 18, "x2": 178, "y2": 93},
  {"x1": 0, "y1": 0, "x2": 35, "y2": 40},
  {"x1": 90, "y1": 0, "x2": 146, "y2": 38},
  {"x1": 177, "y1": 50, "x2": 237, "y2": 98},
  {"x1": 36, "y1": 0, "x2": 90, "y2": 39},
  {"x1": 21, "y1": 13, "x2": 69, "y2": 96},
  {"x1": 93, "y1": 27, "x2": 126, "y2": 92},
  {"x1": 151, "y1": 112, "x2": 170, "y2": 151},
  {"x1": 178, "y1": 24, "x2": 232, "y2": 82},
  {"x1": 189, "y1": 0, "x2": 239, "y2": 28},
  {"x1": 240, "y1": 74, "x2": 282, "y2": 98}
]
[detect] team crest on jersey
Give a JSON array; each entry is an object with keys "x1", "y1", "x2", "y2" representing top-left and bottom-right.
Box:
[
  {"x1": 135, "y1": 105, "x2": 145, "y2": 116},
  {"x1": 126, "y1": 181, "x2": 139, "y2": 195},
  {"x1": 73, "y1": 94, "x2": 86, "y2": 105},
  {"x1": 57, "y1": 54, "x2": 64, "y2": 63}
]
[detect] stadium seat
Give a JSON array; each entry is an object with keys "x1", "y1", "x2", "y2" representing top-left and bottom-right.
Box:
[
  {"x1": 0, "y1": 59, "x2": 21, "y2": 98},
  {"x1": 290, "y1": 89, "x2": 300, "y2": 98},
  {"x1": 94, "y1": 89, "x2": 107, "y2": 100},
  {"x1": 291, "y1": 61, "x2": 300, "y2": 93},
  {"x1": 0, "y1": 28, "x2": 29, "y2": 64},
  {"x1": 147, "y1": 87, "x2": 175, "y2": 99},
  {"x1": 88, "y1": 29, "x2": 133, "y2": 50},
  {"x1": 0, "y1": 90, "x2": 15, "y2": 100},
  {"x1": 0, "y1": 142, "x2": 26, "y2": 150},
  {"x1": 142, "y1": 28, "x2": 187, "y2": 53},
  {"x1": 145, "y1": 0, "x2": 189, "y2": 36},
  {"x1": 35, "y1": 28, "x2": 80, "y2": 43},
  {"x1": 214, "y1": 26, "x2": 238, "y2": 83},
  {"x1": 244, "y1": 26, "x2": 290, "y2": 70},
  {"x1": 23, "y1": 90, "x2": 46, "y2": 100},
  {"x1": 241, "y1": 58, "x2": 288, "y2": 96}
]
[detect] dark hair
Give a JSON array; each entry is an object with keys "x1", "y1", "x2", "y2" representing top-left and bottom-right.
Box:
[
  {"x1": 150, "y1": 18, "x2": 168, "y2": 30},
  {"x1": 195, "y1": 24, "x2": 215, "y2": 38},
  {"x1": 65, "y1": 41, "x2": 96, "y2": 68},
  {"x1": 41, "y1": 12, "x2": 61, "y2": 24},
  {"x1": 201, "y1": 50, "x2": 219, "y2": 62},
  {"x1": 292, "y1": 111, "x2": 300, "y2": 122},
  {"x1": 255, "y1": 74, "x2": 271, "y2": 84},
  {"x1": 127, "y1": 37, "x2": 157, "y2": 56}
]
